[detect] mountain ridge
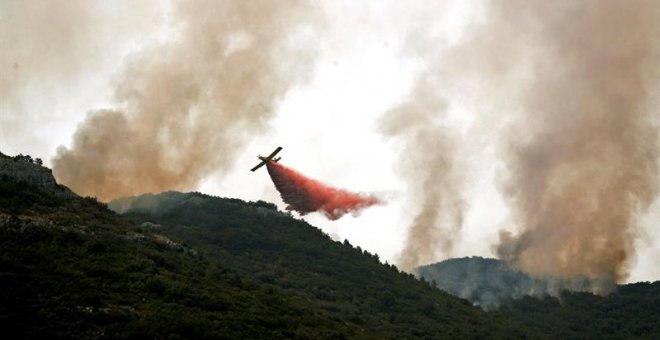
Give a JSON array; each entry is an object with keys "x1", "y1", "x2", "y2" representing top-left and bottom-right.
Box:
[
  {"x1": 0, "y1": 154, "x2": 535, "y2": 338},
  {"x1": 2, "y1": 152, "x2": 658, "y2": 339}
]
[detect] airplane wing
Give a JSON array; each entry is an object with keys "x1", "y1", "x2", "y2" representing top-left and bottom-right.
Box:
[
  {"x1": 250, "y1": 162, "x2": 266, "y2": 172},
  {"x1": 265, "y1": 146, "x2": 283, "y2": 159}
]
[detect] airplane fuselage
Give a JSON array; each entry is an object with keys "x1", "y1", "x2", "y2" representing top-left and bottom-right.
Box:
[
  {"x1": 258, "y1": 156, "x2": 281, "y2": 162},
  {"x1": 251, "y1": 146, "x2": 283, "y2": 171}
]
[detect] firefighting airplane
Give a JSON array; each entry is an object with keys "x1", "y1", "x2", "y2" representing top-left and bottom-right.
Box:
[{"x1": 250, "y1": 146, "x2": 282, "y2": 172}]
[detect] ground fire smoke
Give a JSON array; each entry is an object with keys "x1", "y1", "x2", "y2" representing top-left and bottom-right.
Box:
[
  {"x1": 51, "y1": 1, "x2": 320, "y2": 201},
  {"x1": 488, "y1": 1, "x2": 660, "y2": 287},
  {"x1": 384, "y1": 0, "x2": 660, "y2": 283},
  {"x1": 381, "y1": 80, "x2": 465, "y2": 272},
  {"x1": 266, "y1": 162, "x2": 380, "y2": 220}
]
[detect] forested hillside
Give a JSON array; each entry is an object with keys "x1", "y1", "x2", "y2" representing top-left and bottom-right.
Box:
[
  {"x1": 499, "y1": 282, "x2": 660, "y2": 339},
  {"x1": 0, "y1": 156, "x2": 534, "y2": 339},
  {"x1": 2, "y1": 155, "x2": 657, "y2": 339}
]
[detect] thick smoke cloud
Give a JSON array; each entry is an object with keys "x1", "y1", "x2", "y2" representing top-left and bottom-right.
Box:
[
  {"x1": 381, "y1": 79, "x2": 465, "y2": 272},
  {"x1": 1, "y1": 0, "x2": 161, "y2": 156},
  {"x1": 490, "y1": 1, "x2": 660, "y2": 286},
  {"x1": 52, "y1": 0, "x2": 320, "y2": 201},
  {"x1": 1, "y1": 0, "x2": 97, "y2": 109},
  {"x1": 387, "y1": 0, "x2": 660, "y2": 282},
  {"x1": 1, "y1": 0, "x2": 101, "y2": 156},
  {"x1": 266, "y1": 162, "x2": 380, "y2": 220}
]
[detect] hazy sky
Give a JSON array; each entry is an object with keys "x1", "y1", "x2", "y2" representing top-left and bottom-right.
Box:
[{"x1": 2, "y1": 0, "x2": 658, "y2": 283}]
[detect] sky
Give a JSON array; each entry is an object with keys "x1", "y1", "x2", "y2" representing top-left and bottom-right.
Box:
[{"x1": 2, "y1": 0, "x2": 659, "y2": 284}]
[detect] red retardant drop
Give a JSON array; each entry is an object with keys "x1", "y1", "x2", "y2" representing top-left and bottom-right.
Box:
[{"x1": 266, "y1": 161, "x2": 381, "y2": 220}]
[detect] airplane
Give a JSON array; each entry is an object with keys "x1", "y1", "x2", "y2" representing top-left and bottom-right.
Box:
[{"x1": 250, "y1": 146, "x2": 283, "y2": 172}]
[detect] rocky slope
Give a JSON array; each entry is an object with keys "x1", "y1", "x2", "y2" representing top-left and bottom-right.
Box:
[{"x1": 0, "y1": 152, "x2": 74, "y2": 198}]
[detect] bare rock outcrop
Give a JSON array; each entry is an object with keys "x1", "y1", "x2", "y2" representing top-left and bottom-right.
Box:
[{"x1": 0, "y1": 152, "x2": 75, "y2": 199}]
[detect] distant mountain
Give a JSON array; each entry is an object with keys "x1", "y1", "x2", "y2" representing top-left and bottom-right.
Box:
[
  {"x1": 0, "y1": 154, "x2": 534, "y2": 339},
  {"x1": 416, "y1": 257, "x2": 612, "y2": 310},
  {"x1": 418, "y1": 257, "x2": 660, "y2": 338}
]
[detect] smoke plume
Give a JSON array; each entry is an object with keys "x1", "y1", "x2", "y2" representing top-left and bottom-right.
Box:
[
  {"x1": 491, "y1": 1, "x2": 660, "y2": 285},
  {"x1": 1, "y1": 0, "x2": 163, "y2": 156},
  {"x1": 52, "y1": 0, "x2": 321, "y2": 201},
  {"x1": 381, "y1": 79, "x2": 465, "y2": 272},
  {"x1": 266, "y1": 161, "x2": 380, "y2": 220},
  {"x1": 384, "y1": 0, "x2": 660, "y2": 281},
  {"x1": 1, "y1": 0, "x2": 98, "y2": 110}
]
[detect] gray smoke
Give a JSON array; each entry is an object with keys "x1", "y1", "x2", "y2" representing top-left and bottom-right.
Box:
[
  {"x1": 1, "y1": 0, "x2": 98, "y2": 109},
  {"x1": 0, "y1": 0, "x2": 161, "y2": 157},
  {"x1": 52, "y1": 0, "x2": 321, "y2": 201},
  {"x1": 381, "y1": 78, "x2": 465, "y2": 272},
  {"x1": 389, "y1": 1, "x2": 660, "y2": 286},
  {"x1": 490, "y1": 0, "x2": 660, "y2": 286}
]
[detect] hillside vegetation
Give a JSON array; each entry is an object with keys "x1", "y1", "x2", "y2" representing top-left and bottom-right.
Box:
[
  {"x1": 0, "y1": 157, "x2": 533, "y2": 339},
  {"x1": 499, "y1": 282, "x2": 660, "y2": 339},
  {"x1": 2, "y1": 155, "x2": 658, "y2": 339}
]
